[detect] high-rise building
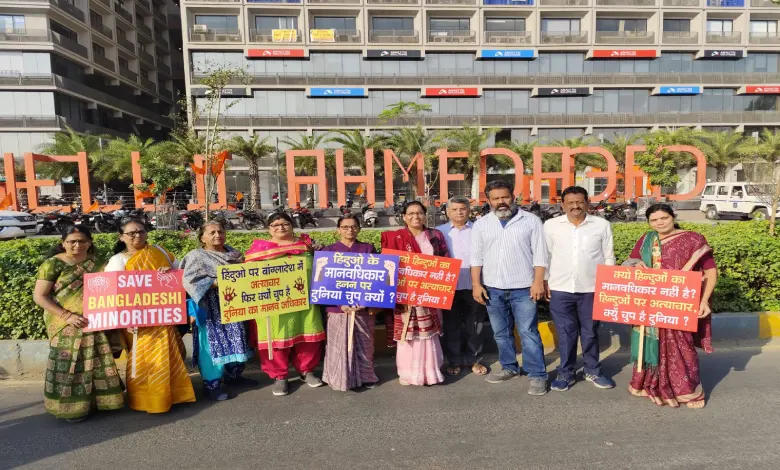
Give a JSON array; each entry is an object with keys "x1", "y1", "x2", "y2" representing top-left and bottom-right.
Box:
[
  {"x1": 0, "y1": 0, "x2": 184, "y2": 156},
  {"x1": 180, "y1": 0, "x2": 780, "y2": 202}
]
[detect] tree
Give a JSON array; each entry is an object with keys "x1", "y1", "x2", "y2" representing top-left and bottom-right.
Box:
[
  {"x1": 281, "y1": 131, "x2": 334, "y2": 175},
  {"x1": 496, "y1": 139, "x2": 536, "y2": 171},
  {"x1": 225, "y1": 134, "x2": 275, "y2": 210},
  {"x1": 328, "y1": 130, "x2": 389, "y2": 176},
  {"x1": 36, "y1": 125, "x2": 105, "y2": 182},
  {"x1": 387, "y1": 124, "x2": 440, "y2": 199},
  {"x1": 634, "y1": 131, "x2": 685, "y2": 189},
  {"x1": 695, "y1": 130, "x2": 747, "y2": 181},
  {"x1": 643, "y1": 126, "x2": 700, "y2": 169},
  {"x1": 601, "y1": 133, "x2": 644, "y2": 174},
  {"x1": 436, "y1": 126, "x2": 497, "y2": 198},
  {"x1": 742, "y1": 128, "x2": 780, "y2": 235},
  {"x1": 549, "y1": 136, "x2": 605, "y2": 173},
  {"x1": 90, "y1": 135, "x2": 156, "y2": 183},
  {"x1": 378, "y1": 101, "x2": 432, "y2": 121}
]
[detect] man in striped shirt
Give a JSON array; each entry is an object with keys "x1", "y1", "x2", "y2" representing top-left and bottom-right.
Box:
[{"x1": 471, "y1": 180, "x2": 549, "y2": 396}]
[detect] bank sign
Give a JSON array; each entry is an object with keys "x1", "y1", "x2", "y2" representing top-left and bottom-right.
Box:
[
  {"x1": 423, "y1": 87, "x2": 481, "y2": 97},
  {"x1": 701, "y1": 50, "x2": 744, "y2": 59},
  {"x1": 365, "y1": 50, "x2": 421, "y2": 59},
  {"x1": 246, "y1": 48, "x2": 306, "y2": 58},
  {"x1": 479, "y1": 49, "x2": 536, "y2": 59},
  {"x1": 591, "y1": 49, "x2": 658, "y2": 59},
  {"x1": 658, "y1": 86, "x2": 702, "y2": 95},
  {"x1": 744, "y1": 86, "x2": 780, "y2": 94},
  {"x1": 309, "y1": 88, "x2": 367, "y2": 97},
  {"x1": 536, "y1": 87, "x2": 590, "y2": 96}
]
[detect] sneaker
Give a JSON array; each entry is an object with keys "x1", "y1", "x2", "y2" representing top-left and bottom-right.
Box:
[
  {"x1": 272, "y1": 379, "x2": 289, "y2": 396},
  {"x1": 364, "y1": 382, "x2": 379, "y2": 389},
  {"x1": 205, "y1": 385, "x2": 233, "y2": 401},
  {"x1": 225, "y1": 375, "x2": 259, "y2": 387},
  {"x1": 485, "y1": 369, "x2": 518, "y2": 384},
  {"x1": 586, "y1": 374, "x2": 616, "y2": 389},
  {"x1": 65, "y1": 416, "x2": 88, "y2": 423},
  {"x1": 303, "y1": 372, "x2": 324, "y2": 388},
  {"x1": 551, "y1": 375, "x2": 575, "y2": 392},
  {"x1": 528, "y1": 377, "x2": 548, "y2": 396}
]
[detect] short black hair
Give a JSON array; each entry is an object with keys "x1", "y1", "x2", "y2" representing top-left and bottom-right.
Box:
[
  {"x1": 484, "y1": 180, "x2": 514, "y2": 197},
  {"x1": 53, "y1": 225, "x2": 95, "y2": 255},
  {"x1": 561, "y1": 186, "x2": 589, "y2": 201},
  {"x1": 337, "y1": 213, "x2": 361, "y2": 228},
  {"x1": 266, "y1": 212, "x2": 293, "y2": 227},
  {"x1": 403, "y1": 200, "x2": 427, "y2": 215},
  {"x1": 646, "y1": 203, "x2": 681, "y2": 229}
]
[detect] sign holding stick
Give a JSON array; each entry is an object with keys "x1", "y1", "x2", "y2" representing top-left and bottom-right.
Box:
[
  {"x1": 310, "y1": 252, "x2": 399, "y2": 308},
  {"x1": 400, "y1": 305, "x2": 412, "y2": 342},
  {"x1": 381, "y1": 249, "x2": 461, "y2": 310}
]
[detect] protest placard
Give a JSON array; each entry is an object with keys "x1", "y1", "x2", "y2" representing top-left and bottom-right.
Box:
[
  {"x1": 592, "y1": 265, "x2": 702, "y2": 333},
  {"x1": 310, "y1": 252, "x2": 399, "y2": 309},
  {"x1": 381, "y1": 249, "x2": 461, "y2": 310},
  {"x1": 82, "y1": 270, "x2": 187, "y2": 332}
]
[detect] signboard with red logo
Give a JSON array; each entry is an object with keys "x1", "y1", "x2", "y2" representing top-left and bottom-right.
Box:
[
  {"x1": 422, "y1": 87, "x2": 481, "y2": 97},
  {"x1": 591, "y1": 49, "x2": 658, "y2": 59},
  {"x1": 744, "y1": 86, "x2": 780, "y2": 94},
  {"x1": 246, "y1": 49, "x2": 306, "y2": 59}
]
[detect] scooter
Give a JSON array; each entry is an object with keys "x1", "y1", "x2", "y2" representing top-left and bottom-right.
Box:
[
  {"x1": 237, "y1": 209, "x2": 267, "y2": 230},
  {"x1": 292, "y1": 206, "x2": 317, "y2": 229},
  {"x1": 361, "y1": 203, "x2": 378, "y2": 228}
]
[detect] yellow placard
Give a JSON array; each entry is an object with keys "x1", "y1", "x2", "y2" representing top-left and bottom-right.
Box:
[
  {"x1": 272, "y1": 29, "x2": 298, "y2": 43},
  {"x1": 309, "y1": 29, "x2": 336, "y2": 43},
  {"x1": 217, "y1": 256, "x2": 310, "y2": 323}
]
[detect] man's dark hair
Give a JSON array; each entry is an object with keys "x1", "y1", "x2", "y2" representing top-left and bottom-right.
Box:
[
  {"x1": 561, "y1": 186, "x2": 589, "y2": 201},
  {"x1": 484, "y1": 180, "x2": 514, "y2": 197}
]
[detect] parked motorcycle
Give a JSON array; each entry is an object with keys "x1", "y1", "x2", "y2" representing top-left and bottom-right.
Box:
[
  {"x1": 361, "y1": 203, "x2": 378, "y2": 228},
  {"x1": 437, "y1": 202, "x2": 449, "y2": 223},
  {"x1": 292, "y1": 206, "x2": 317, "y2": 229},
  {"x1": 90, "y1": 209, "x2": 118, "y2": 234},
  {"x1": 237, "y1": 209, "x2": 267, "y2": 230},
  {"x1": 393, "y1": 201, "x2": 405, "y2": 226},
  {"x1": 178, "y1": 210, "x2": 204, "y2": 231},
  {"x1": 210, "y1": 209, "x2": 236, "y2": 230}
]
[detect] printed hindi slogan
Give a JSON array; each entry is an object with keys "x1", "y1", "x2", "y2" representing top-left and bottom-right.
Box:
[
  {"x1": 82, "y1": 270, "x2": 187, "y2": 332},
  {"x1": 310, "y1": 252, "x2": 400, "y2": 309},
  {"x1": 592, "y1": 265, "x2": 703, "y2": 333},
  {"x1": 217, "y1": 256, "x2": 310, "y2": 324},
  {"x1": 381, "y1": 249, "x2": 461, "y2": 310}
]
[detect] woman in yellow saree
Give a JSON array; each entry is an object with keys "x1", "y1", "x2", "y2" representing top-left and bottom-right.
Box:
[{"x1": 104, "y1": 218, "x2": 195, "y2": 413}]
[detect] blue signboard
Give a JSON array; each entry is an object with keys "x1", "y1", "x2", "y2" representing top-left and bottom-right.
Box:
[
  {"x1": 483, "y1": 0, "x2": 533, "y2": 4},
  {"x1": 658, "y1": 86, "x2": 702, "y2": 95},
  {"x1": 479, "y1": 49, "x2": 536, "y2": 59},
  {"x1": 310, "y1": 252, "x2": 400, "y2": 308},
  {"x1": 706, "y1": 0, "x2": 744, "y2": 6},
  {"x1": 309, "y1": 87, "x2": 367, "y2": 97}
]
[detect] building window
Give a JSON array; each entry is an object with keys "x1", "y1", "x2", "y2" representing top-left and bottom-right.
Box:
[
  {"x1": 140, "y1": 69, "x2": 150, "y2": 79},
  {"x1": 707, "y1": 19, "x2": 733, "y2": 33},
  {"x1": 541, "y1": 18, "x2": 580, "y2": 33},
  {"x1": 371, "y1": 17, "x2": 414, "y2": 32},
  {"x1": 485, "y1": 18, "x2": 525, "y2": 32},
  {"x1": 312, "y1": 17, "x2": 357, "y2": 30},
  {"x1": 663, "y1": 19, "x2": 690, "y2": 32},
  {"x1": 92, "y1": 43, "x2": 105, "y2": 57},
  {"x1": 50, "y1": 20, "x2": 78, "y2": 40},
  {"x1": 0, "y1": 14, "x2": 26, "y2": 33},
  {"x1": 429, "y1": 18, "x2": 470, "y2": 32},
  {"x1": 118, "y1": 57, "x2": 129, "y2": 69},
  {"x1": 255, "y1": 16, "x2": 298, "y2": 30},
  {"x1": 595, "y1": 19, "x2": 647, "y2": 32},
  {"x1": 135, "y1": 14, "x2": 144, "y2": 25},
  {"x1": 89, "y1": 11, "x2": 103, "y2": 28},
  {"x1": 194, "y1": 15, "x2": 239, "y2": 31},
  {"x1": 117, "y1": 28, "x2": 126, "y2": 40},
  {"x1": 750, "y1": 20, "x2": 778, "y2": 36}
]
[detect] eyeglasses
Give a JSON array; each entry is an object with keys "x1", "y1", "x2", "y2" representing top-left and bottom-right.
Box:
[
  {"x1": 123, "y1": 230, "x2": 147, "y2": 238},
  {"x1": 64, "y1": 240, "x2": 91, "y2": 246},
  {"x1": 269, "y1": 223, "x2": 292, "y2": 229},
  {"x1": 405, "y1": 212, "x2": 425, "y2": 217},
  {"x1": 339, "y1": 225, "x2": 359, "y2": 231}
]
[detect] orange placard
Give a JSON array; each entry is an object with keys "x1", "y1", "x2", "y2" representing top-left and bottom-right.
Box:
[
  {"x1": 592, "y1": 265, "x2": 702, "y2": 333},
  {"x1": 381, "y1": 249, "x2": 461, "y2": 310}
]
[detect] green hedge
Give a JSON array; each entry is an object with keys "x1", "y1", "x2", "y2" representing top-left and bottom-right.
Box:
[{"x1": 1, "y1": 222, "x2": 778, "y2": 340}]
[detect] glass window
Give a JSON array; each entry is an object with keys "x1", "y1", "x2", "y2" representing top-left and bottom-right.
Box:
[
  {"x1": 541, "y1": 19, "x2": 580, "y2": 33},
  {"x1": 429, "y1": 18, "x2": 470, "y2": 32},
  {"x1": 624, "y1": 20, "x2": 647, "y2": 32},
  {"x1": 92, "y1": 43, "x2": 105, "y2": 57},
  {"x1": 750, "y1": 20, "x2": 777, "y2": 34},
  {"x1": 663, "y1": 19, "x2": 690, "y2": 32},
  {"x1": 707, "y1": 20, "x2": 733, "y2": 33},
  {"x1": 255, "y1": 16, "x2": 298, "y2": 30},
  {"x1": 717, "y1": 186, "x2": 728, "y2": 196},
  {"x1": 703, "y1": 185, "x2": 715, "y2": 196},
  {"x1": 371, "y1": 17, "x2": 413, "y2": 31},
  {"x1": 596, "y1": 19, "x2": 619, "y2": 32},
  {"x1": 118, "y1": 57, "x2": 129, "y2": 69},
  {"x1": 485, "y1": 18, "x2": 525, "y2": 32},
  {"x1": 194, "y1": 15, "x2": 239, "y2": 30},
  {"x1": 731, "y1": 185, "x2": 744, "y2": 196},
  {"x1": 0, "y1": 15, "x2": 25, "y2": 33},
  {"x1": 313, "y1": 17, "x2": 357, "y2": 30}
]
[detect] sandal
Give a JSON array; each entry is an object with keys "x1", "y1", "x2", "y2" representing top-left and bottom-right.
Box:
[
  {"x1": 471, "y1": 363, "x2": 489, "y2": 376},
  {"x1": 445, "y1": 366, "x2": 462, "y2": 376}
]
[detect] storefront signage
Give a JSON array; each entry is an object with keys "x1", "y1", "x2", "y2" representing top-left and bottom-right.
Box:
[
  {"x1": 309, "y1": 87, "x2": 367, "y2": 97},
  {"x1": 422, "y1": 87, "x2": 480, "y2": 97},
  {"x1": 701, "y1": 50, "x2": 744, "y2": 59},
  {"x1": 591, "y1": 49, "x2": 658, "y2": 59},
  {"x1": 190, "y1": 87, "x2": 249, "y2": 97},
  {"x1": 657, "y1": 86, "x2": 702, "y2": 95},
  {"x1": 246, "y1": 49, "x2": 306, "y2": 58},
  {"x1": 744, "y1": 86, "x2": 780, "y2": 94},
  {"x1": 536, "y1": 87, "x2": 590, "y2": 96},
  {"x1": 479, "y1": 49, "x2": 536, "y2": 59},
  {"x1": 365, "y1": 50, "x2": 422, "y2": 59}
]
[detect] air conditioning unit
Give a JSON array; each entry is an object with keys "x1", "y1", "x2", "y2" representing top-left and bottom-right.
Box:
[{"x1": 193, "y1": 24, "x2": 208, "y2": 33}]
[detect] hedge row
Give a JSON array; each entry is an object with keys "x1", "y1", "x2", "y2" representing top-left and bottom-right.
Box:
[{"x1": 1, "y1": 222, "x2": 778, "y2": 340}]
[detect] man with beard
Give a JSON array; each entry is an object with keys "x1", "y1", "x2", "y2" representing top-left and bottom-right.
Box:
[
  {"x1": 544, "y1": 186, "x2": 616, "y2": 391},
  {"x1": 470, "y1": 180, "x2": 549, "y2": 396}
]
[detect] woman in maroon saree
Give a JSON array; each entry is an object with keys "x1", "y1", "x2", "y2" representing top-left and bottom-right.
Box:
[{"x1": 623, "y1": 204, "x2": 717, "y2": 409}]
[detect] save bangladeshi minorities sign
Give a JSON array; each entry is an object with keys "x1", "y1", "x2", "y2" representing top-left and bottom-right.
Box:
[{"x1": 309, "y1": 252, "x2": 400, "y2": 309}]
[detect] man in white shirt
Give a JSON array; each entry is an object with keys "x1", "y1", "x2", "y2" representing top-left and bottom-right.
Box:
[
  {"x1": 436, "y1": 197, "x2": 488, "y2": 377},
  {"x1": 544, "y1": 186, "x2": 616, "y2": 392},
  {"x1": 471, "y1": 181, "x2": 549, "y2": 396}
]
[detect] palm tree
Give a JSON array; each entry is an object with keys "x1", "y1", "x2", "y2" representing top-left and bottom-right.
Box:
[
  {"x1": 226, "y1": 135, "x2": 275, "y2": 210},
  {"x1": 36, "y1": 125, "x2": 105, "y2": 181},
  {"x1": 601, "y1": 133, "x2": 644, "y2": 174},
  {"x1": 280, "y1": 132, "x2": 334, "y2": 175},
  {"x1": 90, "y1": 135, "x2": 156, "y2": 183},
  {"x1": 386, "y1": 124, "x2": 440, "y2": 198},
  {"x1": 742, "y1": 128, "x2": 780, "y2": 234},
  {"x1": 327, "y1": 130, "x2": 389, "y2": 175},
  {"x1": 496, "y1": 139, "x2": 535, "y2": 172},
  {"x1": 695, "y1": 130, "x2": 747, "y2": 181},
  {"x1": 436, "y1": 126, "x2": 497, "y2": 198},
  {"x1": 550, "y1": 136, "x2": 603, "y2": 172},
  {"x1": 643, "y1": 126, "x2": 700, "y2": 169}
]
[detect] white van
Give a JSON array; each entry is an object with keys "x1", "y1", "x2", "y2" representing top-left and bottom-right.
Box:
[{"x1": 699, "y1": 182, "x2": 780, "y2": 220}]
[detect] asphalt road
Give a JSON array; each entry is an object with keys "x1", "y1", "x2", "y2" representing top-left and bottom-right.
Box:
[{"x1": 1, "y1": 346, "x2": 778, "y2": 470}]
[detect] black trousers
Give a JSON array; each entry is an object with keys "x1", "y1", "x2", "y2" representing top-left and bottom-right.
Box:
[{"x1": 443, "y1": 290, "x2": 487, "y2": 366}]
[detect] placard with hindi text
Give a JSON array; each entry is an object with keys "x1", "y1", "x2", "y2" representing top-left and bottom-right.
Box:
[
  {"x1": 381, "y1": 249, "x2": 461, "y2": 310},
  {"x1": 310, "y1": 252, "x2": 400, "y2": 309}
]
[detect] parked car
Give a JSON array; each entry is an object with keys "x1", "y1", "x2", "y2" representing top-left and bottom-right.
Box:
[
  {"x1": 699, "y1": 182, "x2": 780, "y2": 220},
  {"x1": 0, "y1": 210, "x2": 38, "y2": 240}
]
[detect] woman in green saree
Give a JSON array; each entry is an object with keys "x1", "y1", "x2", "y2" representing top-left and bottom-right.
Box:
[{"x1": 33, "y1": 225, "x2": 124, "y2": 422}]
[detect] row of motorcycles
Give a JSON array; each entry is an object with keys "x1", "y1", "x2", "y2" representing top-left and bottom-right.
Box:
[{"x1": 36, "y1": 207, "x2": 153, "y2": 235}]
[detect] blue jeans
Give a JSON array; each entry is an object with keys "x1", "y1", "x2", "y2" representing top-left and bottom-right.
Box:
[
  {"x1": 485, "y1": 287, "x2": 548, "y2": 378},
  {"x1": 549, "y1": 291, "x2": 601, "y2": 379}
]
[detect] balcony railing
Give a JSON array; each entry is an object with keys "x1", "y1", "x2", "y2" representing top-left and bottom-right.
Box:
[
  {"x1": 158, "y1": 63, "x2": 171, "y2": 75},
  {"x1": 249, "y1": 29, "x2": 302, "y2": 43},
  {"x1": 749, "y1": 31, "x2": 780, "y2": 45},
  {"x1": 367, "y1": 0, "x2": 418, "y2": 3},
  {"x1": 154, "y1": 10, "x2": 167, "y2": 24},
  {"x1": 139, "y1": 48, "x2": 155, "y2": 65},
  {"x1": 140, "y1": 76, "x2": 157, "y2": 92},
  {"x1": 93, "y1": 54, "x2": 115, "y2": 71},
  {"x1": 663, "y1": 0, "x2": 699, "y2": 4},
  {"x1": 0, "y1": 29, "x2": 51, "y2": 44},
  {"x1": 307, "y1": 0, "x2": 361, "y2": 3},
  {"x1": 137, "y1": 23, "x2": 153, "y2": 39},
  {"x1": 595, "y1": 31, "x2": 655, "y2": 45},
  {"x1": 539, "y1": 0, "x2": 588, "y2": 4},
  {"x1": 117, "y1": 35, "x2": 135, "y2": 52},
  {"x1": 540, "y1": 31, "x2": 588, "y2": 44},
  {"x1": 484, "y1": 31, "x2": 533, "y2": 44},
  {"x1": 114, "y1": 5, "x2": 133, "y2": 24},
  {"x1": 93, "y1": 0, "x2": 111, "y2": 9},
  {"x1": 155, "y1": 34, "x2": 169, "y2": 49},
  {"x1": 706, "y1": 31, "x2": 742, "y2": 44},
  {"x1": 189, "y1": 28, "x2": 242, "y2": 42},
  {"x1": 428, "y1": 30, "x2": 477, "y2": 43},
  {"x1": 93, "y1": 23, "x2": 113, "y2": 40},
  {"x1": 426, "y1": 0, "x2": 477, "y2": 3},
  {"x1": 136, "y1": 0, "x2": 151, "y2": 13},
  {"x1": 751, "y1": 0, "x2": 778, "y2": 5},
  {"x1": 51, "y1": 0, "x2": 86, "y2": 22},
  {"x1": 309, "y1": 29, "x2": 362, "y2": 43},
  {"x1": 119, "y1": 66, "x2": 138, "y2": 81},
  {"x1": 662, "y1": 31, "x2": 699, "y2": 44},
  {"x1": 193, "y1": 111, "x2": 780, "y2": 129},
  {"x1": 596, "y1": 0, "x2": 656, "y2": 4},
  {"x1": 0, "y1": 116, "x2": 64, "y2": 129},
  {"x1": 52, "y1": 32, "x2": 89, "y2": 58},
  {"x1": 0, "y1": 73, "x2": 56, "y2": 87},
  {"x1": 369, "y1": 30, "x2": 420, "y2": 44}
]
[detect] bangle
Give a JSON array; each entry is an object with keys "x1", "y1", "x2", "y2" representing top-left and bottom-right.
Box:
[{"x1": 60, "y1": 310, "x2": 71, "y2": 319}]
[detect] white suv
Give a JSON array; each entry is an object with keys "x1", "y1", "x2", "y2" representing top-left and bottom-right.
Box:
[
  {"x1": 0, "y1": 210, "x2": 38, "y2": 240},
  {"x1": 699, "y1": 182, "x2": 780, "y2": 220}
]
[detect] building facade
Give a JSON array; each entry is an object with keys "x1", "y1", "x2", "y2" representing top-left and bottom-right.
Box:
[
  {"x1": 180, "y1": 0, "x2": 780, "y2": 202},
  {"x1": 0, "y1": 0, "x2": 183, "y2": 156}
]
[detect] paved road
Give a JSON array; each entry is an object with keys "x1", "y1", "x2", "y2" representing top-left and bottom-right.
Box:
[{"x1": 1, "y1": 346, "x2": 778, "y2": 469}]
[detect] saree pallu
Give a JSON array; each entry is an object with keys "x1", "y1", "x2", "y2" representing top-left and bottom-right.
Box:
[
  {"x1": 38, "y1": 256, "x2": 124, "y2": 419},
  {"x1": 627, "y1": 230, "x2": 716, "y2": 407},
  {"x1": 117, "y1": 246, "x2": 195, "y2": 413}
]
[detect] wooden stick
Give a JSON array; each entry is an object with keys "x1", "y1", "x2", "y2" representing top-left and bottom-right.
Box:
[
  {"x1": 266, "y1": 316, "x2": 274, "y2": 361},
  {"x1": 130, "y1": 327, "x2": 138, "y2": 379},
  {"x1": 637, "y1": 325, "x2": 645, "y2": 373},
  {"x1": 347, "y1": 310, "x2": 356, "y2": 353},
  {"x1": 400, "y1": 306, "x2": 412, "y2": 342}
]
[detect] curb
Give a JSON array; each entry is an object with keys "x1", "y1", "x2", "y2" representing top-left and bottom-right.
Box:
[{"x1": 2, "y1": 312, "x2": 778, "y2": 378}]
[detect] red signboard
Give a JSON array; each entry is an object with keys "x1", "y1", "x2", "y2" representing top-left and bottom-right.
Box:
[
  {"x1": 592, "y1": 49, "x2": 658, "y2": 59},
  {"x1": 82, "y1": 270, "x2": 187, "y2": 332},
  {"x1": 745, "y1": 86, "x2": 780, "y2": 94},
  {"x1": 246, "y1": 49, "x2": 306, "y2": 58},
  {"x1": 423, "y1": 87, "x2": 480, "y2": 97},
  {"x1": 381, "y1": 249, "x2": 461, "y2": 309},
  {"x1": 592, "y1": 265, "x2": 702, "y2": 332}
]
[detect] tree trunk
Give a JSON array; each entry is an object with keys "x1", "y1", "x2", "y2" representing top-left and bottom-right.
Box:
[
  {"x1": 770, "y1": 175, "x2": 780, "y2": 236},
  {"x1": 716, "y1": 165, "x2": 727, "y2": 182},
  {"x1": 248, "y1": 162, "x2": 259, "y2": 211}
]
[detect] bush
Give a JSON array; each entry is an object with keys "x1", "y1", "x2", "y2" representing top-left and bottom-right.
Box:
[{"x1": 1, "y1": 222, "x2": 778, "y2": 340}]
